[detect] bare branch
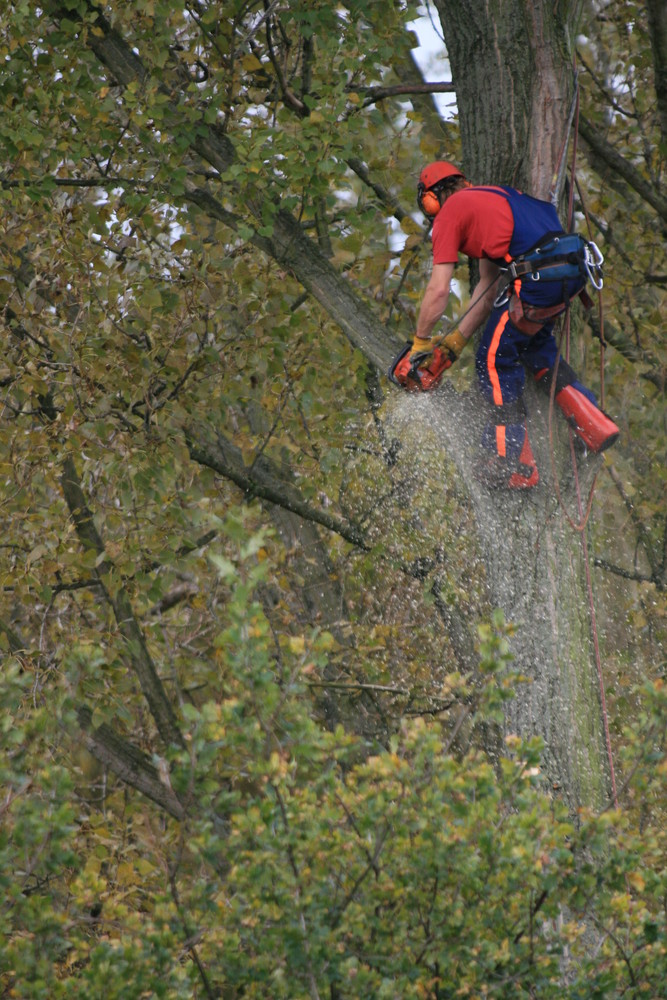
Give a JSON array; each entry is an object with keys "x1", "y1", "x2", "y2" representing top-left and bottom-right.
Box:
[
  {"x1": 264, "y1": 9, "x2": 306, "y2": 114},
  {"x1": 578, "y1": 115, "x2": 667, "y2": 222},
  {"x1": 346, "y1": 156, "x2": 410, "y2": 222},
  {"x1": 349, "y1": 81, "x2": 456, "y2": 103},
  {"x1": 76, "y1": 706, "x2": 186, "y2": 819},
  {"x1": 60, "y1": 455, "x2": 185, "y2": 748},
  {"x1": 587, "y1": 312, "x2": 666, "y2": 392},
  {"x1": 592, "y1": 558, "x2": 655, "y2": 586},
  {"x1": 184, "y1": 425, "x2": 368, "y2": 549},
  {"x1": 605, "y1": 464, "x2": 665, "y2": 589}
]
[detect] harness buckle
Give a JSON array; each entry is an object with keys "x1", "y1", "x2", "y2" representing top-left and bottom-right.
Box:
[{"x1": 584, "y1": 241, "x2": 604, "y2": 290}]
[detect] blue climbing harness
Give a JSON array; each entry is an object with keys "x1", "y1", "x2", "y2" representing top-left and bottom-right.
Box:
[{"x1": 504, "y1": 231, "x2": 604, "y2": 290}]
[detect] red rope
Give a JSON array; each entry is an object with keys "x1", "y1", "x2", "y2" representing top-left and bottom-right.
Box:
[{"x1": 574, "y1": 173, "x2": 607, "y2": 411}]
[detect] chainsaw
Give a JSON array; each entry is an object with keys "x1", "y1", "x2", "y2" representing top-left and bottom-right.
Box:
[{"x1": 387, "y1": 341, "x2": 453, "y2": 392}]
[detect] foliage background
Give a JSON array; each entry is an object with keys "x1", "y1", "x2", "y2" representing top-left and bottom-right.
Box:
[{"x1": 0, "y1": 0, "x2": 665, "y2": 996}]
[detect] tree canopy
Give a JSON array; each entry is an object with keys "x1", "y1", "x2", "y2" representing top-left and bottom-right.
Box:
[{"x1": 0, "y1": 1, "x2": 665, "y2": 996}]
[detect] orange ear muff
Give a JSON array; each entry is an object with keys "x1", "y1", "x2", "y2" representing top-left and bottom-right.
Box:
[{"x1": 419, "y1": 187, "x2": 441, "y2": 218}]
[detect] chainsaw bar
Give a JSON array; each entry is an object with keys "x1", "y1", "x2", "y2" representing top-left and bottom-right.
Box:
[{"x1": 387, "y1": 342, "x2": 453, "y2": 392}]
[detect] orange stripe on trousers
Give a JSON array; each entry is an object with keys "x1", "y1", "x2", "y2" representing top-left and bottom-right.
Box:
[
  {"x1": 487, "y1": 311, "x2": 508, "y2": 407},
  {"x1": 488, "y1": 312, "x2": 509, "y2": 457}
]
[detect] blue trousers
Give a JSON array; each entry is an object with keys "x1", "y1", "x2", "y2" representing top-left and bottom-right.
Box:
[
  {"x1": 468, "y1": 187, "x2": 598, "y2": 460},
  {"x1": 475, "y1": 302, "x2": 596, "y2": 461}
]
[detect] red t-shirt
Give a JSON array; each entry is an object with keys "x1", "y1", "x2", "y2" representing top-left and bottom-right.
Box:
[{"x1": 431, "y1": 186, "x2": 515, "y2": 263}]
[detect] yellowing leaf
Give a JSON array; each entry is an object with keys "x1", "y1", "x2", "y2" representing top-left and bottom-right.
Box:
[
  {"x1": 400, "y1": 217, "x2": 422, "y2": 236},
  {"x1": 241, "y1": 54, "x2": 263, "y2": 72},
  {"x1": 627, "y1": 871, "x2": 645, "y2": 892}
]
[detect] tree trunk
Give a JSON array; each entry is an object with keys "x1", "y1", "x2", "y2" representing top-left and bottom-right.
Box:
[
  {"x1": 436, "y1": 0, "x2": 584, "y2": 194},
  {"x1": 433, "y1": 0, "x2": 611, "y2": 809}
]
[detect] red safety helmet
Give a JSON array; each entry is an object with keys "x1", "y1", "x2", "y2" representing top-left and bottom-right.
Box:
[{"x1": 417, "y1": 161, "x2": 465, "y2": 217}]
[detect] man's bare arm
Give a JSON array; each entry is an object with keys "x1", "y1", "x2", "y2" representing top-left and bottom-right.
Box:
[
  {"x1": 415, "y1": 258, "x2": 500, "y2": 344},
  {"x1": 414, "y1": 262, "x2": 455, "y2": 340}
]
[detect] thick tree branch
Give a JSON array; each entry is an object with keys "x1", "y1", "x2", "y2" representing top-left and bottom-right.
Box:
[
  {"x1": 400, "y1": 56, "x2": 452, "y2": 134},
  {"x1": 350, "y1": 81, "x2": 456, "y2": 99},
  {"x1": 76, "y1": 706, "x2": 186, "y2": 819},
  {"x1": 184, "y1": 425, "x2": 368, "y2": 549},
  {"x1": 578, "y1": 115, "x2": 667, "y2": 223},
  {"x1": 351, "y1": 81, "x2": 456, "y2": 110},
  {"x1": 59, "y1": 455, "x2": 184, "y2": 749}
]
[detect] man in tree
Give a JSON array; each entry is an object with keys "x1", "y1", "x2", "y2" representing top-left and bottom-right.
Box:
[{"x1": 408, "y1": 162, "x2": 619, "y2": 488}]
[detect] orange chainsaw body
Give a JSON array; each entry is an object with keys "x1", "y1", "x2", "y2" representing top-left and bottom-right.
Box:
[{"x1": 387, "y1": 342, "x2": 452, "y2": 392}]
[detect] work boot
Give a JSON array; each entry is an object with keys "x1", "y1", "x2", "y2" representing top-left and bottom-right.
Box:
[
  {"x1": 534, "y1": 364, "x2": 620, "y2": 452},
  {"x1": 473, "y1": 434, "x2": 539, "y2": 490},
  {"x1": 508, "y1": 433, "x2": 539, "y2": 489}
]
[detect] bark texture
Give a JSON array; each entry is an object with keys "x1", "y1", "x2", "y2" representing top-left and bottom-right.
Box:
[
  {"x1": 435, "y1": 0, "x2": 583, "y2": 196},
  {"x1": 647, "y1": 0, "x2": 667, "y2": 148},
  {"x1": 432, "y1": 0, "x2": 610, "y2": 808},
  {"x1": 386, "y1": 382, "x2": 609, "y2": 808}
]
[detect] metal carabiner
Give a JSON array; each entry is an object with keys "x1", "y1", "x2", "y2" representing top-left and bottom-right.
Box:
[
  {"x1": 493, "y1": 285, "x2": 510, "y2": 308},
  {"x1": 493, "y1": 273, "x2": 511, "y2": 308},
  {"x1": 584, "y1": 241, "x2": 604, "y2": 290}
]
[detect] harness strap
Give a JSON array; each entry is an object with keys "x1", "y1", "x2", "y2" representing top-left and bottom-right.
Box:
[
  {"x1": 501, "y1": 232, "x2": 604, "y2": 288},
  {"x1": 508, "y1": 255, "x2": 580, "y2": 279},
  {"x1": 505, "y1": 286, "x2": 593, "y2": 334},
  {"x1": 579, "y1": 287, "x2": 594, "y2": 311},
  {"x1": 508, "y1": 295, "x2": 567, "y2": 334}
]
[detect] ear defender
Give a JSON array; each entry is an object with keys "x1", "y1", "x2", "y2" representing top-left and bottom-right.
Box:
[{"x1": 418, "y1": 185, "x2": 442, "y2": 218}]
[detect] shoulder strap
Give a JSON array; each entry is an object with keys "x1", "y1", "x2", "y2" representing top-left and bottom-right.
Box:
[{"x1": 468, "y1": 185, "x2": 516, "y2": 201}]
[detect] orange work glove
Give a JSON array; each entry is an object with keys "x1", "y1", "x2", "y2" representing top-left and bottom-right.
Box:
[
  {"x1": 408, "y1": 336, "x2": 436, "y2": 369},
  {"x1": 409, "y1": 328, "x2": 468, "y2": 369},
  {"x1": 441, "y1": 328, "x2": 467, "y2": 362}
]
